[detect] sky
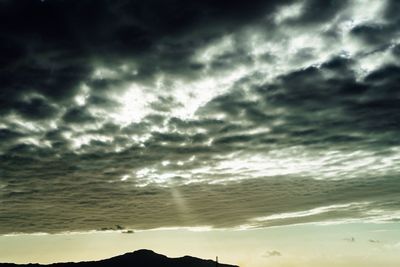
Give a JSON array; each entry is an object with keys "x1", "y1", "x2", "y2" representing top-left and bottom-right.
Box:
[
  {"x1": 0, "y1": 0, "x2": 400, "y2": 266},
  {"x1": 1, "y1": 224, "x2": 400, "y2": 267}
]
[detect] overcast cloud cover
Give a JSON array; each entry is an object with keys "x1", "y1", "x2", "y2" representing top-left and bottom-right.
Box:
[{"x1": 0, "y1": 0, "x2": 400, "y2": 234}]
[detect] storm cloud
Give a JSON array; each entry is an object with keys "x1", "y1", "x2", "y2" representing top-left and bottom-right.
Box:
[{"x1": 0, "y1": 0, "x2": 400, "y2": 234}]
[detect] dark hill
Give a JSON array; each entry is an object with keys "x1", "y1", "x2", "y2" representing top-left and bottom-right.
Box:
[{"x1": 0, "y1": 249, "x2": 239, "y2": 267}]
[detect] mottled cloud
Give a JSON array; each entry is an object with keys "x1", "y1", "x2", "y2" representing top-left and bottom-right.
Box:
[
  {"x1": 1, "y1": 0, "x2": 400, "y2": 234},
  {"x1": 263, "y1": 250, "x2": 282, "y2": 258}
]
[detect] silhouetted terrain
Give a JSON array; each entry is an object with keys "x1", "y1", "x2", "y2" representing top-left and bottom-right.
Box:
[{"x1": 0, "y1": 250, "x2": 238, "y2": 267}]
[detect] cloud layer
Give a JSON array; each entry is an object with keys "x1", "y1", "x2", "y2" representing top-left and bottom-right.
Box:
[{"x1": 1, "y1": 0, "x2": 400, "y2": 234}]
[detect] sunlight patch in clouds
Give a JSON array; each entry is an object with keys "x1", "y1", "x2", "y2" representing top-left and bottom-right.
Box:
[
  {"x1": 193, "y1": 35, "x2": 235, "y2": 65},
  {"x1": 350, "y1": 0, "x2": 388, "y2": 25},
  {"x1": 131, "y1": 147, "x2": 400, "y2": 187},
  {"x1": 252, "y1": 203, "x2": 368, "y2": 222},
  {"x1": 273, "y1": 2, "x2": 304, "y2": 24},
  {"x1": 114, "y1": 84, "x2": 156, "y2": 125}
]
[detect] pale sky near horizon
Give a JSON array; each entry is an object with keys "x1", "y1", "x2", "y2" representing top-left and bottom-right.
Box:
[
  {"x1": 1, "y1": 0, "x2": 400, "y2": 266},
  {"x1": 1, "y1": 223, "x2": 400, "y2": 267}
]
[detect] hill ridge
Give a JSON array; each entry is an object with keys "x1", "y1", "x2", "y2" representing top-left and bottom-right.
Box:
[{"x1": 0, "y1": 249, "x2": 238, "y2": 267}]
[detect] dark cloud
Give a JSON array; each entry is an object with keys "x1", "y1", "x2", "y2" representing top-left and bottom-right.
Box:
[
  {"x1": 1, "y1": 0, "x2": 400, "y2": 234},
  {"x1": 1, "y1": 153, "x2": 399, "y2": 233},
  {"x1": 0, "y1": 0, "x2": 294, "y2": 124},
  {"x1": 62, "y1": 107, "x2": 96, "y2": 124},
  {"x1": 351, "y1": 24, "x2": 399, "y2": 47},
  {"x1": 208, "y1": 57, "x2": 400, "y2": 148},
  {"x1": 384, "y1": 0, "x2": 400, "y2": 22},
  {"x1": 0, "y1": 129, "x2": 24, "y2": 142},
  {"x1": 14, "y1": 97, "x2": 59, "y2": 121}
]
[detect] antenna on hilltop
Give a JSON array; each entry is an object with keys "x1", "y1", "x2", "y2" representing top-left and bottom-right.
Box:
[{"x1": 216, "y1": 256, "x2": 219, "y2": 267}]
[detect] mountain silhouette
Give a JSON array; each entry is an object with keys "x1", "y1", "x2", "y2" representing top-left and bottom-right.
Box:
[{"x1": 0, "y1": 249, "x2": 239, "y2": 267}]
